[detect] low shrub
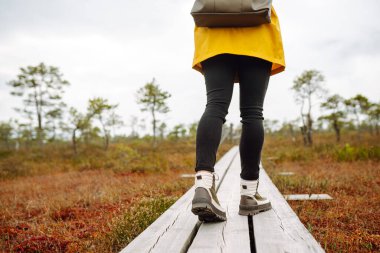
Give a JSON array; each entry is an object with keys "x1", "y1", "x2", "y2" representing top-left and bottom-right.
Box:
[
  {"x1": 335, "y1": 143, "x2": 380, "y2": 162},
  {"x1": 101, "y1": 195, "x2": 178, "y2": 252}
]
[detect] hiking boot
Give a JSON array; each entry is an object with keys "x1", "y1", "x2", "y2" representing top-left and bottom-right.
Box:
[
  {"x1": 239, "y1": 178, "x2": 272, "y2": 216},
  {"x1": 191, "y1": 170, "x2": 227, "y2": 222}
]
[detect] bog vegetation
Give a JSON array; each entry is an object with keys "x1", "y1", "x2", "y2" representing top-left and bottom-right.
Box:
[{"x1": 0, "y1": 63, "x2": 379, "y2": 252}]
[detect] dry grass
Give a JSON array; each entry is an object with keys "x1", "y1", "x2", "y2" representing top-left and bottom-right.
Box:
[
  {"x1": 0, "y1": 140, "x2": 234, "y2": 252},
  {"x1": 1, "y1": 130, "x2": 378, "y2": 252},
  {"x1": 263, "y1": 131, "x2": 380, "y2": 253},
  {"x1": 0, "y1": 169, "x2": 187, "y2": 252}
]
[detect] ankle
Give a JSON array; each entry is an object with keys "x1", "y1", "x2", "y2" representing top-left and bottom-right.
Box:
[
  {"x1": 240, "y1": 178, "x2": 258, "y2": 196},
  {"x1": 195, "y1": 171, "x2": 214, "y2": 189},
  {"x1": 196, "y1": 170, "x2": 213, "y2": 174}
]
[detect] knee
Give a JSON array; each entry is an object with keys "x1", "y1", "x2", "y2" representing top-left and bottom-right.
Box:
[
  {"x1": 203, "y1": 103, "x2": 229, "y2": 124},
  {"x1": 240, "y1": 105, "x2": 264, "y2": 123}
]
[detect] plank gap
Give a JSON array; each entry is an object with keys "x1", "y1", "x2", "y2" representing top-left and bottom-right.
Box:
[
  {"x1": 216, "y1": 150, "x2": 239, "y2": 192},
  {"x1": 248, "y1": 216, "x2": 256, "y2": 253},
  {"x1": 182, "y1": 221, "x2": 202, "y2": 253}
]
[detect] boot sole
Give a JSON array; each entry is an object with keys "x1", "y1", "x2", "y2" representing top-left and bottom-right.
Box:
[
  {"x1": 191, "y1": 202, "x2": 227, "y2": 222},
  {"x1": 238, "y1": 202, "x2": 272, "y2": 216}
]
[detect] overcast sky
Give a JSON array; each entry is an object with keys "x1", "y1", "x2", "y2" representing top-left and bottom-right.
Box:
[{"x1": 0, "y1": 0, "x2": 379, "y2": 136}]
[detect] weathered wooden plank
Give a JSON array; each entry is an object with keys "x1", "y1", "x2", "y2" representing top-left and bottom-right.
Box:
[
  {"x1": 278, "y1": 172, "x2": 295, "y2": 176},
  {"x1": 120, "y1": 146, "x2": 239, "y2": 253},
  {"x1": 187, "y1": 152, "x2": 251, "y2": 253},
  {"x1": 284, "y1": 194, "x2": 333, "y2": 201},
  {"x1": 252, "y1": 164, "x2": 325, "y2": 253},
  {"x1": 180, "y1": 173, "x2": 196, "y2": 178},
  {"x1": 121, "y1": 146, "x2": 326, "y2": 253}
]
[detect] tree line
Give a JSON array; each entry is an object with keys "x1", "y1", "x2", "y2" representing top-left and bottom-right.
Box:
[
  {"x1": 264, "y1": 70, "x2": 379, "y2": 146},
  {"x1": 0, "y1": 63, "x2": 195, "y2": 154},
  {"x1": 0, "y1": 64, "x2": 378, "y2": 152}
]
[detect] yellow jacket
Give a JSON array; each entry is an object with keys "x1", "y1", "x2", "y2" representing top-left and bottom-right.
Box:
[{"x1": 192, "y1": 5, "x2": 285, "y2": 83}]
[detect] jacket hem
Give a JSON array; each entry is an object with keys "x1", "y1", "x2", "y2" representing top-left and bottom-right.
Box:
[{"x1": 192, "y1": 51, "x2": 285, "y2": 78}]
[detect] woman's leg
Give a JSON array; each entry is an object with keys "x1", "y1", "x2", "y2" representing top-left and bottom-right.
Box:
[
  {"x1": 237, "y1": 56, "x2": 272, "y2": 180},
  {"x1": 195, "y1": 54, "x2": 237, "y2": 173}
]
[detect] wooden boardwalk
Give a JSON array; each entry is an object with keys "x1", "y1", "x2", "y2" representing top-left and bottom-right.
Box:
[{"x1": 120, "y1": 146, "x2": 325, "y2": 253}]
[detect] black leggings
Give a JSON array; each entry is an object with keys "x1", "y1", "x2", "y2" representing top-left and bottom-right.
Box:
[{"x1": 194, "y1": 53, "x2": 272, "y2": 180}]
